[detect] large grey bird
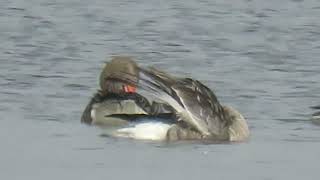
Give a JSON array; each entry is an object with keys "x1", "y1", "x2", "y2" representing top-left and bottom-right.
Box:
[{"x1": 116, "y1": 67, "x2": 250, "y2": 142}]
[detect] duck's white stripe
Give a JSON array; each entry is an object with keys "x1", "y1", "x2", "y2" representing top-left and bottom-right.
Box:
[{"x1": 113, "y1": 122, "x2": 172, "y2": 141}]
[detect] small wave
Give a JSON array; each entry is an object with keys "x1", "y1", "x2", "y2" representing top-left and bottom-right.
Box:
[
  {"x1": 31, "y1": 74, "x2": 67, "y2": 79},
  {"x1": 7, "y1": 7, "x2": 25, "y2": 11}
]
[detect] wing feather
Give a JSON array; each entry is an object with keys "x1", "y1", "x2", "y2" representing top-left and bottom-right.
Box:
[{"x1": 117, "y1": 66, "x2": 229, "y2": 136}]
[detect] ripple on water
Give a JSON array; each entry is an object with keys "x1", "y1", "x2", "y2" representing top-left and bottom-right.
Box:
[
  {"x1": 275, "y1": 118, "x2": 312, "y2": 124},
  {"x1": 42, "y1": 114, "x2": 63, "y2": 121},
  {"x1": 7, "y1": 7, "x2": 26, "y2": 11},
  {"x1": 283, "y1": 137, "x2": 320, "y2": 143},
  {"x1": 63, "y1": 83, "x2": 91, "y2": 91},
  {"x1": 50, "y1": 133, "x2": 70, "y2": 138},
  {"x1": 72, "y1": 147, "x2": 105, "y2": 151},
  {"x1": 30, "y1": 74, "x2": 67, "y2": 79}
]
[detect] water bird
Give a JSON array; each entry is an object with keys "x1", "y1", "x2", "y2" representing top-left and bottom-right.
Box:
[{"x1": 113, "y1": 67, "x2": 250, "y2": 142}]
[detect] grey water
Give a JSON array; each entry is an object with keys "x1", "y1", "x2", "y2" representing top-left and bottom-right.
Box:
[{"x1": 1, "y1": 0, "x2": 320, "y2": 179}]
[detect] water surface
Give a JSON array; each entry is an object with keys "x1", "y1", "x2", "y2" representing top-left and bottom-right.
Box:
[{"x1": 1, "y1": 0, "x2": 320, "y2": 179}]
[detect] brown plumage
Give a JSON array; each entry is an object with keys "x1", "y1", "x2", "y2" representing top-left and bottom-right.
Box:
[{"x1": 133, "y1": 66, "x2": 250, "y2": 141}]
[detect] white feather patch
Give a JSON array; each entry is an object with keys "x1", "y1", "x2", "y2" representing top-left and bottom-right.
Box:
[
  {"x1": 90, "y1": 109, "x2": 96, "y2": 122},
  {"x1": 113, "y1": 122, "x2": 172, "y2": 141}
]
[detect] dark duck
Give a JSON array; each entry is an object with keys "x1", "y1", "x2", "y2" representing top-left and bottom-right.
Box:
[{"x1": 113, "y1": 66, "x2": 250, "y2": 142}]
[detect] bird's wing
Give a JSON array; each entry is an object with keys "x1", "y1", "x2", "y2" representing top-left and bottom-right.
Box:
[{"x1": 138, "y1": 67, "x2": 229, "y2": 136}]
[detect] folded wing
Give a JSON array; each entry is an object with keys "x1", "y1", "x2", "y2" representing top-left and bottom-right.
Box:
[{"x1": 137, "y1": 67, "x2": 230, "y2": 137}]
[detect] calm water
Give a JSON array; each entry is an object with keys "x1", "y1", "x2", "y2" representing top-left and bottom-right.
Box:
[{"x1": 1, "y1": 0, "x2": 320, "y2": 179}]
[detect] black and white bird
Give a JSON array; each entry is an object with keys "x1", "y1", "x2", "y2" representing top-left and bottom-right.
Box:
[{"x1": 113, "y1": 67, "x2": 250, "y2": 142}]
